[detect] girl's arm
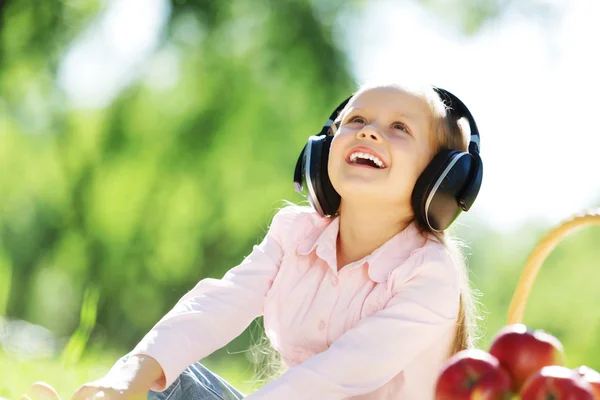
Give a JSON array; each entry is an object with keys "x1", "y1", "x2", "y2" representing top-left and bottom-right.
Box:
[
  {"x1": 246, "y1": 247, "x2": 460, "y2": 400},
  {"x1": 128, "y1": 207, "x2": 297, "y2": 392}
]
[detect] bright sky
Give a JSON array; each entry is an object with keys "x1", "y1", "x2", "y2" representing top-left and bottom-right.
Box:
[
  {"x1": 343, "y1": 0, "x2": 600, "y2": 230},
  {"x1": 58, "y1": 0, "x2": 599, "y2": 231}
]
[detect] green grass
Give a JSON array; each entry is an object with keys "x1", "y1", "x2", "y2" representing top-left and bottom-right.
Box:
[
  {"x1": 0, "y1": 350, "x2": 259, "y2": 400},
  {"x1": 0, "y1": 286, "x2": 263, "y2": 399},
  {"x1": 0, "y1": 349, "x2": 119, "y2": 400}
]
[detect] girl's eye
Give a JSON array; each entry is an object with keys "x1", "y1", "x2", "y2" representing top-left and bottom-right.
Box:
[
  {"x1": 348, "y1": 115, "x2": 367, "y2": 125},
  {"x1": 392, "y1": 121, "x2": 411, "y2": 135}
]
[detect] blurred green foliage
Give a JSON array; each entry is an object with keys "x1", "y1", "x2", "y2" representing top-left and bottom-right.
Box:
[
  {"x1": 1, "y1": 0, "x2": 354, "y2": 352},
  {"x1": 1, "y1": 0, "x2": 599, "y2": 395}
]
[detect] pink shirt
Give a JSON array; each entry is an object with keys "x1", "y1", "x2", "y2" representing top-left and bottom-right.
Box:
[{"x1": 132, "y1": 206, "x2": 460, "y2": 399}]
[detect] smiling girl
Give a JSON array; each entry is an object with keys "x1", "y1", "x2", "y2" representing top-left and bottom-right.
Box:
[{"x1": 27, "y1": 82, "x2": 483, "y2": 400}]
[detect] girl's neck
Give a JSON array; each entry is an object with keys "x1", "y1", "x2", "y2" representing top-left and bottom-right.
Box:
[{"x1": 336, "y1": 201, "x2": 412, "y2": 271}]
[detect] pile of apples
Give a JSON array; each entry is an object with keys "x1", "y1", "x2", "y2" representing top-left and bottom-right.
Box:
[{"x1": 435, "y1": 324, "x2": 600, "y2": 399}]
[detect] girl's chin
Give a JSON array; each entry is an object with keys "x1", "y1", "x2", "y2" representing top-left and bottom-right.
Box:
[{"x1": 333, "y1": 181, "x2": 393, "y2": 200}]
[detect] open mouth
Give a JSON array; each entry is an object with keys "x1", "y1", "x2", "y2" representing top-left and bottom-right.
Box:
[{"x1": 347, "y1": 151, "x2": 386, "y2": 169}]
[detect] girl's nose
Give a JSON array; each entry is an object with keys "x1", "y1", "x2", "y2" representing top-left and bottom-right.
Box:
[{"x1": 356, "y1": 127, "x2": 382, "y2": 142}]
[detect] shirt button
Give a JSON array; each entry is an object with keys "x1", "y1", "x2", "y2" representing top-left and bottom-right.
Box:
[
  {"x1": 330, "y1": 275, "x2": 338, "y2": 286},
  {"x1": 318, "y1": 320, "x2": 326, "y2": 330}
]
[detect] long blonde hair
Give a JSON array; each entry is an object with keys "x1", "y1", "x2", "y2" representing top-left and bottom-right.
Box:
[
  {"x1": 421, "y1": 84, "x2": 483, "y2": 355},
  {"x1": 250, "y1": 83, "x2": 482, "y2": 383}
]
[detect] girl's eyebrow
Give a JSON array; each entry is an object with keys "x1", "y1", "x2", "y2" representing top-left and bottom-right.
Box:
[{"x1": 343, "y1": 106, "x2": 419, "y2": 124}]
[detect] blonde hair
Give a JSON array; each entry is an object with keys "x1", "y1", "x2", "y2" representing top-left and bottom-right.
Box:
[
  {"x1": 250, "y1": 83, "x2": 481, "y2": 383},
  {"x1": 420, "y1": 83, "x2": 482, "y2": 355}
]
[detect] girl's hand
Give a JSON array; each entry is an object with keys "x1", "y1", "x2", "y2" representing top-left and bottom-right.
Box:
[
  {"x1": 70, "y1": 375, "x2": 148, "y2": 400},
  {"x1": 73, "y1": 354, "x2": 164, "y2": 400}
]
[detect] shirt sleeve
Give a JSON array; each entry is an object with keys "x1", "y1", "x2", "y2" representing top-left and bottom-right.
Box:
[
  {"x1": 245, "y1": 247, "x2": 461, "y2": 400},
  {"x1": 130, "y1": 207, "x2": 297, "y2": 391}
]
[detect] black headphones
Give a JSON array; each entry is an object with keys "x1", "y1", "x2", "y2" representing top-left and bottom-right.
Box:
[{"x1": 293, "y1": 87, "x2": 483, "y2": 232}]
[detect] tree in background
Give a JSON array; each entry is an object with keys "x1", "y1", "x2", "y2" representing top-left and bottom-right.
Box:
[
  {"x1": 1, "y1": 0, "x2": 598, "y2": 373},
  {"x1": 0, "y1": 0, "x2": 356, "y2": 355}
]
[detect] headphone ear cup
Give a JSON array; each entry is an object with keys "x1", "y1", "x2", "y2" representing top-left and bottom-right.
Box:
[
  {"x1": 293, "y1": 145, "x2": 307, "y2": 193},
  {"x1": 412, "y1": 150, "x2": 453, "y2": 227},
  {"x1": 412, "y1": 150, "x2": 474, "y2": 231},
  {"x1": 305, "y1": 136, "x2": 341, "y2": 217},
  {"x1": 457, "y1": 151, "x2": 483, "y2": 211}
]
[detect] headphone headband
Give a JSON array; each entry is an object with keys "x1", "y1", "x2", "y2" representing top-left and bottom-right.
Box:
[
  {"x1": 320, "y1": 97, "x2": 351, "y2": 136},
  {"x1": 432, "y1": 86, "x2": 481, "y2": 154}
]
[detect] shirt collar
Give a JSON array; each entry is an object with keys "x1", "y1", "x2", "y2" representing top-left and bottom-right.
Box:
[
  {"x1": 296, "y1": 217, "x2": 339, "y2": 269},
  {"x1": 296, "y1": 216, "x2": 427, "y2": 283}
]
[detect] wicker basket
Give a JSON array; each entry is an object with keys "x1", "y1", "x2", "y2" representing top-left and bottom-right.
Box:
[{"x1": 507, "y1": 209, "x2": 600, "y2": 325}]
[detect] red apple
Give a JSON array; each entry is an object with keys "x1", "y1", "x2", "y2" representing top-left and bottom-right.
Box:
[
  {"x1": 435, "y1": 349, "x2": 512, "y2": 400},
  {"x1": 488, "y1": 324, "x2": 566, "y2": 392},
  {"x1": 521, "y1": 365, "x2": 594, "y2": 399},
  {"x1": 574, "y1": 366, "x2": 600, "y2": 400}
]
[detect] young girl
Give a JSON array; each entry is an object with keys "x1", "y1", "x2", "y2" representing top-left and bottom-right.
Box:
[{"x1": 27, "y1": 82, "x2": 483, "y2": 400}]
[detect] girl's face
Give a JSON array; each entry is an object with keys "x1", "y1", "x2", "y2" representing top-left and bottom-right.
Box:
[{"x1": 328, "y1": 85, "x2": 435, "y2": 211}]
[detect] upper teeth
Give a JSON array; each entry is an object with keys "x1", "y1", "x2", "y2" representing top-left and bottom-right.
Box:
[{"x1": 349, "y1": 152, "x2": 385, "y2": 168}]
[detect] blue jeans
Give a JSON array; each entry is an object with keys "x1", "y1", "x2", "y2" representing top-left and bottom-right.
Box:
[
  {"x1": 116, "y1": 354, "x2": 246, "y2": 400},
  {"x1": 147, "y1": 362, "x2": 246, "y2": 400}
]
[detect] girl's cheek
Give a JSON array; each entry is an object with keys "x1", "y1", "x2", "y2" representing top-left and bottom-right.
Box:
[
  {"x1": 330, "y1": 136, "x2": 346, "y2": 156},
  {"x1": 337, "y1": 126, "x2": 356, "y2": 137}
]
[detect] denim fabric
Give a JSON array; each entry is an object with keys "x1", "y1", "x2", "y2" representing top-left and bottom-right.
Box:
[{"x1": 147, "y1": 362, "x2": 245, "y2": 400}]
